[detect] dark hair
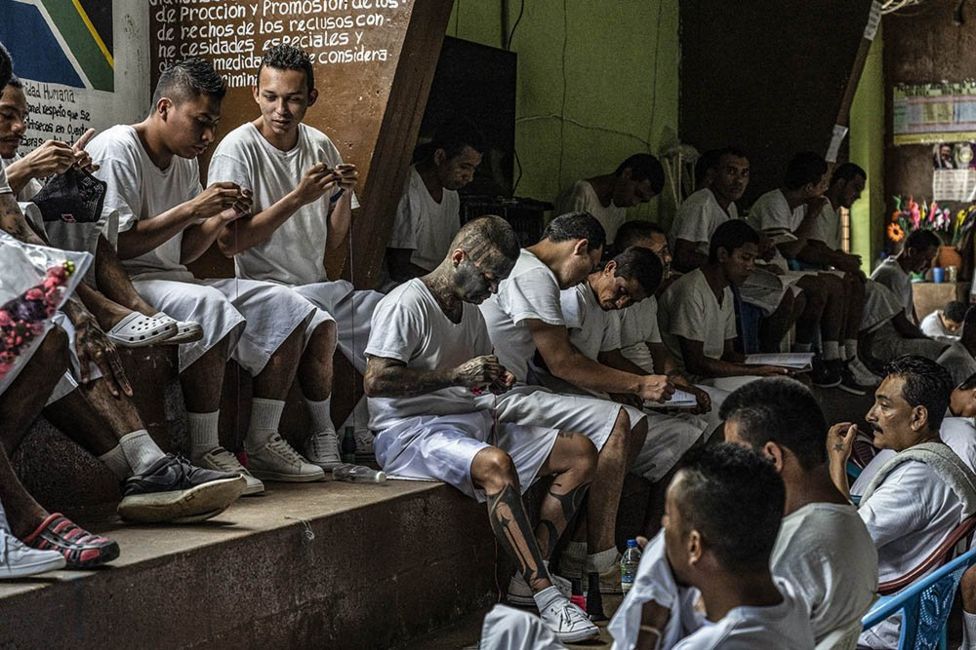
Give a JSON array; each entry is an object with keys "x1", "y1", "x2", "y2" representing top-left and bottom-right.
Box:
[
  {"x1": 0, "y1": 43, "x2": 11, "y2": 90},
  {"x1": 831, "y1": 162, "x2": 866, "y2": 185},
  {"x1": 945, "y1": 301, "x2": 968, "y2": 323},
  {"x1": 882, "y1": 355, "x2": 954, "y2": 431},
  {"x1": 611, "y1": 246, "x2": 663, "y2": 295},
  {"x1": 905, "y1": 229, "x2": 942, "y2": 253},
  {"x1": 696, "y1": 146, "x2": 749, "y2": 187},
  {"x1": 719, "y1": 378, "x2": 827, "y2": 470},
  {"x1": 5, "y1": 74, "x2": 21, "y2": 90},
  {"x1": 429, "y1": 119, "x2": 486, "y2": 159},
  {"x1": 453, "y1": 214, "x2": 520, "y2": 264},
  {"x1": 708, "y1": 219, "x2": 759, "y2": 263},
  {"x1": 259, "y1": 44, "x2": 315, "y2": 94},
  {"x1": 958, "y1": 371, "x2": 976, "y2": 391},
  {"x1": 615, "y1": 153, "x2": 665, "y2": 194},
  {"x1": 614, "y1": 219, "x2": 666, "y2": 252},
  {"x1": 543, "y1": 212, "x2": 607, "y2": 253},
  {"x1": 675, "y1": 443, "x2": 784, "y2": 573},
  {"x1": 152, "y1": 58, "x2": 226, "y2": 107},
  {"x1": 784, "y1": 151, "x2": 828, "y2": 190}
]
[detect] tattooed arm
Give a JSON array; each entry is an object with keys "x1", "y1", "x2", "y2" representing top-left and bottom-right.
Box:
[{"x1": 363, "y1": 354, "x2": 508, "y2": 398}]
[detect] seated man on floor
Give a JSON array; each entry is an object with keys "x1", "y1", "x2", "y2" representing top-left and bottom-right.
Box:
[
  {"x1": 364, "y1": 216, "x2": 600, "y2": 643},
  {"x1": 658, "y1": 219, "x2": 791, "y2": 392},
  {"x1": 208, "y1": 44, "x2": 386, "y2": 467},
  {"x1": 922, "y1": 299, "x2": 965, "y2": 342},
  {"x1": 721, "y1": 378, "x2": 877, "y2": 644},
  {"x1": 88, "y1": 58, "x2": 329, "y2": 489},
  {"x1": 748, "y1": 151, "x2": 865, "y2": 391},
  {"x1": 0, "y1": 75, "x2": 200, "y2": 348},
  {"x1": 828, "y1": 355, "x2": 976, "y2": 649},
  {"x1": 480, "y1": 212, "x2": 667, "y2": 593},
  {"x1": 872, "y1": 229, "x2": 941, "y2": 325},
  {"x1": 554, "y1": 154, "x2": 665, "y2": 245},
  {"x1": 385, "y1": 119, "x2": 483, "y2": 282},
  {"x1": 609, "y1": 443, "x2": 816, "y2": 649},
  {"x1": 614, "y1": 219, "x2": 726, "y2": 429}
]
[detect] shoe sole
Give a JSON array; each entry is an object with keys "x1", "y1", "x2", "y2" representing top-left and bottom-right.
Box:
[
  {"x1": 556, "y1": 626, "x2": 601, "y2": 643},
  {"x1": 118, "y1": 476, "x2": 246, "y2": 523},
  {"x1": 242, "y1": 481, "x2": 266, "y2": 496},
  {"x1": 813, "y1": 379, "x2": 842, "y2": 388},
  {"x1": 0, "y1": 556, "x2": 67, "y2": 578},
  {"x1": 506, "y1": 593, "x2": 537, "y2": 608},
  {"x1": 65, "y1": 540, "x2": 121, "y2": 569},
  {"x1": 249, "y1": 469, "x2": 325, "y2": 483}
]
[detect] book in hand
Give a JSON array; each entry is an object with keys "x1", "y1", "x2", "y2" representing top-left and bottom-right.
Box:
[
  {"x1": 744, "y1": 352, "x2": 814, "y2": 371},
  {"x1": 764, "y1": 228, "x2": 798, "y2": 246},
  {"x1": 645, "y1": 388, "x2": 699, "y2": 409}
]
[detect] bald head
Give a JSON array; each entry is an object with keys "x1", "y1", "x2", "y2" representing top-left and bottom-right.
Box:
[{"x1": 449, "y1": 215, "x2": 520, "y2": 272}]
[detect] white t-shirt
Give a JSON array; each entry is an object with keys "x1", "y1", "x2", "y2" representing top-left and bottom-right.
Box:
[
  {"x1": 747, "y1": 189, "x2": 805, "y2": 234},
  {"x1": 921, "y1": 310, "x2": 960, "y2": 342},
  {"x1": 388, "y1": 165, "x2": 460, "y2": 273},
  {"x1": 870, "y1": 257, "x2": 914, "y2": 322},
  {"x1": 0, "y1": 163, "x2": 8, "y2": 194},
  {"x1": 619, "y1": 297, "x2": 662, "y2": 373},
  {"x1": 480, "y1": 249, "x2": 566, "y2": 383},
  {"x1": 554, "y1": 179, "x2": 625, "y2": 243},
  {"x1": 809, "y1": 200, "x2": 841, "y2": 251},
  {"x1": 670, "y1": 188, "x2": 738, "y2": 257},
  {"x1": 771, "y1": 503, "x2": 878, "y2": 643},
  {"x1": 207, "y1": 122, "x2": 358, "y2": 285},
  {"x1": 1, "y1": 153, "x2": 42, "y2": 201},
  {"x1": 365, "y1": 278, "x2": 491, "y2": 432},
  {"x1": 87, "y1": 125, "x2": 201, "y2": 280},
  {"x1": 560, "y1": 282, "x2": 621, "y2": 361},
  {"x1": 671, "y1": 577, "x2": 815, "y2": 650},
  {"x1": 938, "y1": 341, "x2": 976, "y2": 387},
  {"x1": 658, "y1": 269, "x2": 736, "y2": 369}
]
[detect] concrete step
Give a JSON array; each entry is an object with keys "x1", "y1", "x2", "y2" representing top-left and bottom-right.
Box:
[{"x1": 0, "y1": 480, "x2": 499, "y2": 648}]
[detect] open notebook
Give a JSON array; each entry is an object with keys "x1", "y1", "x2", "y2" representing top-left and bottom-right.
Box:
[
  {"x1": 645, "y1": 388, "x2": 699, "y2": 409},
  {"x1": 744, "y1": 352, "x2": 814, "y2": 370}
]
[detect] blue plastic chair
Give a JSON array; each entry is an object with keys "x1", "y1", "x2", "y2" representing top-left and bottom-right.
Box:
[{"x1": 861, "y1": 544, "x2": 976, "y2": 649}]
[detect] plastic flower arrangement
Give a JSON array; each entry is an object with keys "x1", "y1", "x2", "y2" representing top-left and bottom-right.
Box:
[
  {"x1": 888, "y1": 195, "x2": 953, "y2": 243},
  {"x1": 952, "y1": 204, "x2": 976, "y2": 247},
  {"x1": 0, "y1": 260, "x2": 76, "y2": 381}
]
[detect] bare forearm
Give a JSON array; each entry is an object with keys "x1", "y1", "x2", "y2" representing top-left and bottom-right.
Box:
[
  {"x1": 691, "y1": 356, "x2": 757, "y2": 378},
  {"x1": 829, "y1": 459, "x2": 850, "y2": 498},
  {"x1": 181, "y1": 218, "x2": 224, "y2": 264},
  {"x1": 117, "y1": 202, "x2": 197, "y2": 259},
  {"x1": 547, "y1": 349, "x2": 642, "y2": 395},
  {"x1": 3, "y1": 158, "x2": 35, "y2": 194},
  {"x1": 0, "y1": 195, "x2": 47, "y2": 246},
  {"x1": 600, "y1": 349, "x2": 650, "y2": 377},
  {"x1": 363, "y1": 365, "x2": 460, "y2": 397},
  {"x1": 218, "y1": 192, "x2": 303, "y2": 256},
  {"x1": 325, "y1": 194, "x2": 353, "y2": 252}
]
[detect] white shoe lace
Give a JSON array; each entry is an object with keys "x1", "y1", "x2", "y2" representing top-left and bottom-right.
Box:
[
  {"x1": 307, "y1": 430, "x2": 340, "y2": 461},
  {"x1": 557, "y1": 602, "x2": 593, "y2": 631},
  {"x1": 207, "y1": 448, "x2": 249, "y2": 475},
  {"x1": 267, "y1": 435, "x2": 308, "y2": 466}
]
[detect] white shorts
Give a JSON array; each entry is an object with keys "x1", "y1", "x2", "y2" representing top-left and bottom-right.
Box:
[
  {"x1": 374, "y1": 410, "x2": 559, "y2": 502},
  {"x1": 489, "y1": 385, "x2": 645, "y2": 453},
  {"x1": 132, "y1": 277, "x2": 315, "y2": 375},
  {"x1": 292, "y1": 280, "x2": 384, "y2": 374},
  {"x1": 739, "y1": 268, "x2": 802, "y2": 316}
]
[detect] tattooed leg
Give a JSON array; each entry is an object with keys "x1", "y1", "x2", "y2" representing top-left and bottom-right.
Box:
[
  {"x1": 588, "y1": 409, "x2": 646, "y2": 553},
  {"x1": 473, "y1": 447, "x2": 553, "y2": 593},
  {"x1": 535, "y1": 431, "x2": 597, "y2": 558}
]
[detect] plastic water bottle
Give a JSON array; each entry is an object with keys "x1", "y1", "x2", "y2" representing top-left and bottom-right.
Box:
[
  {"x1": 341, "y1": 426, "x2": 356, "y2": 464},
  {"x1": 332, "y1": 463, "x2": 387, "y2": 483},
  {"x1": 621, "y1": 539, "x2": 641, "y2": 594}
]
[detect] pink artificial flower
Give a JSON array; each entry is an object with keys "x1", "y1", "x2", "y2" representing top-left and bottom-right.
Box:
[{"x1": 24, "y1": 288, "x2": 42, "y2": 301}]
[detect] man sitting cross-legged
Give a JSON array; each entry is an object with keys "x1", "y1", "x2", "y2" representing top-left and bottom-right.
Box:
[
  {"x1": 363, "y1": 216, "x2": 600, "y2": 643},
  {"x1": 658, "y1": 219, "x2": 792, "y2": 392},
  {"x1": 608, "y1": 443, "x2": 816, "y2": 649},
  {"x1": 721, "y1": 378, "x2": 878, "y2": 644},
  {"x1": 479, "y1": 212, "x2": 669, "y2": 595},
  {"x1": 87, "y1": 58, "x2": 331, "y2": 490},
  {"x1": 828, "y1": 355, "x2": 976, "y2": 649},
  {"x1": 0, "y1": 75, "x2": 200, "y2": 348}
]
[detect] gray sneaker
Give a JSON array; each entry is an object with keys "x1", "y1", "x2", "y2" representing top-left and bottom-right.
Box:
[
  {"x1": 304, "y1": 430, "x2": 342, "y2": 470},
  {"x1": 248, "y1": 435, "x2": 325, "y2": 482},
  {"x1": 198, "y1": 447, "x2": 265, "y2": 496}
]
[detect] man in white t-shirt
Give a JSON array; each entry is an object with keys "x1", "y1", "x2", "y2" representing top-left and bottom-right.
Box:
[
  {"x1": 637, "y1": 443, "x2": 815, "y2": 649},
  {"x1": 721, "y1": 378, "x2": 878, "y2": 643},
  {"x1": 871, "y1": 229, "x2": 941, "y2": 324},
  {"x1": 828, "y1": 356, "x2": 976, "y2": 648},
  {"x1": 364, "y1": 216, "x2": 599, "y2": 643},
  {"x1": 921, "y1": 300, "x2": 965, "y2": 342},
  {"x1": 0, "y1": 76, "x2": 197, "y2": 349},
  {"x1": 386, "y1": 121, "x2": 483, "y2": 281},
  {"x1": 480, "y1": 212, "x2": 669, "y2": 597},
  {"x1": 670, "y1": 146, "x2": 748, "y2": 273},
  {"x1": 88, "y1": 58, "x2": 330, "y2": 491},
  {"x1": 658, "y1": 219, "x2": 791, "y2": 393},
  {"x1": 207, "y1": 45, "x2": 385, "y2": 467},
  {"x1": 554, "y1": 154, "x2": 665, "y2": 244}
]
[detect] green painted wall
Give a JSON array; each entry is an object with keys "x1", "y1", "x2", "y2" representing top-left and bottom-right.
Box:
[
  {"x1": 849, "y1": 31, "x2": 885, "y2": 273},
  {"x1": 448, "y1": 0, "x2": 679, "y2": 222}
]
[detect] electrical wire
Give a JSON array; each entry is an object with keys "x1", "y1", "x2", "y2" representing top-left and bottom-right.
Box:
[
  {"x1": 506, "y1": 0, "x2": 525, "y2": 51},
  {"x1": 557, "y1": 0, "x2": 568, "y2": 188}
]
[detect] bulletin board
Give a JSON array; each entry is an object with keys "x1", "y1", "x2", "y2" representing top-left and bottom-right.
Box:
[{"x1": 893, "y1": 82, "x2": 976, "y2": 145}]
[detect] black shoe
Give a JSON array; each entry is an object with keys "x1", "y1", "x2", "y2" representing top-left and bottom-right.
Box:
[
  {"x1": 118, "y1": 454, "x2": 246, "y2": 524},
  {"x1": 837, "y1": 362, "x2": 871, "y2": 396},
  {"x1": 811, "y1": 357, "x2": 842, "y2": 388}
]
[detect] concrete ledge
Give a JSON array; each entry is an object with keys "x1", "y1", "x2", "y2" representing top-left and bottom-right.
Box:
[{"x1": 0, "y1": 480, "x2": 498, "y2": 648}]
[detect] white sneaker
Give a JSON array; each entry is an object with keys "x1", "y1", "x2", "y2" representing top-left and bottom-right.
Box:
[
  {"x1": 538, "y1": 591, "x2": 599, "y2": 643},
  {"x1": 507, "y1": 570, "x2": 572, "y2": 607},
  {"x1": 305, "y1": 430, "x2": 343, "y2": 469},
  {"x1": 248, "y1": 434, "x2": 325, "y2": 482},
  {"x1": 354, "y1": 428, "x2": 375, "y2": 463},
  {"x1": 0, "y1": 530, "x2": 66, "y2": 578},
  {"x1": 197, "y1": 447, "x2": 265, "y2": 496},
  {"x1": 848, "y1": 356, "x2": 881, "y2": 387}
]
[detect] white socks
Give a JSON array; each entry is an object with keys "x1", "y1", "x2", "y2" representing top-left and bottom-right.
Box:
[
  {"x1": 117, "y1": 430, "x2": 166, "y2": 475},
  {"x1": 533, "y1": 585, "x2": 563, "y2": 611},
  {"x1": 585, "y1": 547, "x2": 619, "y2": 574},
  {"x1": 792, "y1": 342, "x2": 813, "y2": 353},
  {"x1": 845, "y1": 339, "x2": 859, "y2": 361},
  {"x1": 823, "y1": 341, "x2": 841, "y2": 361},
  {"x1": 964, "y1": 610, "x2": 976, "y2": 649},
  {"x1": 305, "y1": 396, "x2": 336, "y2": 435},
  {"x1": 247, "y1": 398, "x2": 285, "y2": 448},
  {"x1": 98, "y1": 444, "x2": 131, "y2": 479},
  {"x1": 188, "y1": 410, "x2": 220, "y2": 459}
]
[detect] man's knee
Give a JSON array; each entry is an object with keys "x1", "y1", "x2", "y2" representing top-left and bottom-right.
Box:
[
  {"x1": 473, "y1": 447, "x2": 518, "y2": 492},
  {"x1": 561, "y1": 432, "x2": 598, "y2": 477},
  {"x1": 802, "y1": 286, "x2": 826, "y2": 313},
  {"x1": 310, "y1": 319, "x2": 338, "y2": 350}
]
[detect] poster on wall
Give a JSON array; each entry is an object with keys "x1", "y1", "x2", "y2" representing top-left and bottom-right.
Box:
[
  {"x1": 893, "y1": 82, "x2": 976, "y2": 146},
  {"x1": 0, "y1": 0, "x2": 115, "y2": 151},
  {"x1": 931, "y1": 142, "x2": 976, "y2": 201}
]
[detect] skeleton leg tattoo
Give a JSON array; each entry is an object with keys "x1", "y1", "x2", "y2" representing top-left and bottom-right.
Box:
[{"x1": 487, "y1": 484, "x2": 551, "y2": 592}]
